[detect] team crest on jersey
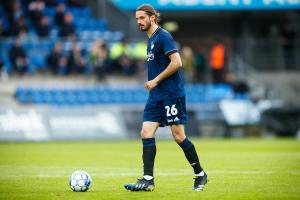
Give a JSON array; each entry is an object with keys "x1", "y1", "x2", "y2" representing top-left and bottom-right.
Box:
[
  {"x1": 151, "y1": 42, "x2": 155, "y2": 50},
  {"x1": 148, "y1": 42, "x2": 155, "y2": 61}
]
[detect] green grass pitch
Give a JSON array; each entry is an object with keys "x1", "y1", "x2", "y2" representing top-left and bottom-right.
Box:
[{"x1": 0, "y1": 139, "x2": 299, "y2": 200}]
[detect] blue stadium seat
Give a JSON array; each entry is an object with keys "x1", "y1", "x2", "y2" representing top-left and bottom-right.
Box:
[
  {"x1": 204, "y1": 84, "x2": 233, "y2": 102},
  {"x1": 49, "y1": 28, "x2": 59, "y2": 39},
  {"x1": 122, "y1": 90, "x2": 134, "y2": 103},
  {"x1": 3, "y1": 41, "x2": 12, "y2": 49},
  {"x1": 43, "y1": 7, "x2": 56, "y2": 16},
  {"x1": 76, "y1": 89, "x2": 90, "y2": 105},
  {"x1": 134, "y1": 90, "x2": 148, "y2": 103},
  {"x1": 234, "y1": 93, "x2": 250, "y2": 100},
  {"x1": 31, "y1": 89, "x2": 44, "y2": 103},
  {"x1": 56, "y1": 0, "x2": 66, "y2": 4},
  {"x1": 43, "y1": 89, "x2": 55, "y2": 104},
  {"x1": 2, "y1": 55, "x2": 12, "y2": 73},
  {"x1": 81, "y1": 8, "x2": 92, "y2": 17},
  {"x1": 53, "y1": 90, "x2": 66, "y2": 105},
  {"x1": 69, "y1": 7, "x2": 92, "y2": 18},
  {"x1": 96, "y1": 19, "x2": 108, "y2": 31},
  {"x1": 16, "y1": 88, "x2": 34, "y2": 104},
  {"x1": 63, "y1": 41, "x2": 73, "y2": 51},
  {"x1": 78, "y1": 31, "x2": 90, "y2": 40},
  {"x1": 103, "y1": 31, "x2": 114, "y2": 41},
  {"x1": 18, "y1": 93, "x2": 30, "y2": 104},
  {"x1": 31, "y1": 55, "x2": 45, "y2": 70}
]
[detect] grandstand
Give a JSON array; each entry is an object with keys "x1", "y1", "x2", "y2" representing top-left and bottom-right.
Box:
[{"x1": 0, "y1": 0, "x2": 123, "y2": 74}]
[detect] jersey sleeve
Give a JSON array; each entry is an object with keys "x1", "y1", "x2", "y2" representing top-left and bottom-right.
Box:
[{"x1": 161, "y1": 33, "x2": 178, "y2": 56}]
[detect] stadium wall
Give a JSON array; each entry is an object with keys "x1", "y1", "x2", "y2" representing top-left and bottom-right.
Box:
[
  {"x1": 0, "y1": 105, "x2": 202, "y2": 141},
  {"x1": 0, "y1": 107, "x2": 127, "y2": 141}
]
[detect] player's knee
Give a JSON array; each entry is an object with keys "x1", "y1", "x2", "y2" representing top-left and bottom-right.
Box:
[
  {"x1": 140, "y1": 128, "x2": 152, "y2": 138},
  {"x1": 174, "y1": 136, "x2": 185, "y2": 144},
  {"x1": 172, "y1": 131, "x2": 185, "y2": 144}
]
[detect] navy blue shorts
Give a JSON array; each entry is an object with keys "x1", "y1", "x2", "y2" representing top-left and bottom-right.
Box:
[{"x1": 143, "y1": 96, "x2": 188, "y2": 127}]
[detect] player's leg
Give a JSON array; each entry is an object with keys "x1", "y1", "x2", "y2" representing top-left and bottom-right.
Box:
[
  {"x1": 163, "y1": 96, "x2": 207, "y2": 190},
  {"x1": 170, "y1": 124, "x2": 208, "y2": 190},
  {"x1": 171, "y1": 124, "x2": 204, "y2": 174},
  {"x1": 141, "y1": 121, "x2": 160, "y2": 180},
  {"x1": 124, "y1": 121, "x2": 160, "y2": 192}
]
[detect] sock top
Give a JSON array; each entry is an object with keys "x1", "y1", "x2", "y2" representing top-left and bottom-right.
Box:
[
  {"x1": 179, "y1": 138, "x2": 193, "y2": 151},
  {"x1": 142, "y1": 138, "x2": 156, "y2": 147},
  {"x1": 195, "y1": 171, "x2": 205, "y2": 176},
  {"x1": 143, "y1": 175, "x2": 154, "y2": 180}
]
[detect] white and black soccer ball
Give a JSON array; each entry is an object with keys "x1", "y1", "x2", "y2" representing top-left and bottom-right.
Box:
[{"x1": 69, "y1": 170, "x2": 92, "y2": 192}]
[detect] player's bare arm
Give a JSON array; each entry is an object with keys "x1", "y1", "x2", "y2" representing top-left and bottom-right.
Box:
[{"x1": 145, "y1": 52, "x2": 182, "y2": 91}]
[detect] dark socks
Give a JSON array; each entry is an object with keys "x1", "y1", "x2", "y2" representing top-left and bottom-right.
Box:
[
  {"x1": 179, "y1": 138, "x2": 203, "y2": 174},
  {"x1": 142, "y1": 138, "x2": 156, "y2": 177}
]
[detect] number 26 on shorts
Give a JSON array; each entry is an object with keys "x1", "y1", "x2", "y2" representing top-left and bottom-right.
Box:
[{"x1": 165, "y1": 104, "x2": 178, "y2": 117}]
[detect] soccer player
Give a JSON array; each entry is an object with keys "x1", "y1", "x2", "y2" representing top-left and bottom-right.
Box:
[{"x1": 124, "y1": 4, "x2": 208, "y2": 192}]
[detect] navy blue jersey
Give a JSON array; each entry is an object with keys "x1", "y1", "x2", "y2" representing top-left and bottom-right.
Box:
[{"x1": 146, "y1": 27, "x2": 185, "y2": 100}]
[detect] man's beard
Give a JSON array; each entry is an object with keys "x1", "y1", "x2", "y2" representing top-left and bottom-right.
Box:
[{"x1": 140, "y1": 22, "x2": 151, "y2": 32}]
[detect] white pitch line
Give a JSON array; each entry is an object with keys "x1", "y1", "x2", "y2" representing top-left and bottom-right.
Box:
[
  {"x1": 1, "y1": 165, "x2": 300, "y2": 178},
  {"x1": 2, "y1": 170, "x2": 288, "y2": 178}
]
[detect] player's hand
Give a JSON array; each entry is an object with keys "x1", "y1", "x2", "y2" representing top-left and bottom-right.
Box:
[{"x1": 145, "y1": 79, "x2": 158, "y2": 91}]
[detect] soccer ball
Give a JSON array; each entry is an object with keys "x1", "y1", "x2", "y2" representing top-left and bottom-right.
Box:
[{"x1": 69, "y1": 170, "x2": 92, "y2": 192}]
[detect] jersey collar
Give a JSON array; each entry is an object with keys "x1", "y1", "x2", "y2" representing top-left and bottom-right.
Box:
[{"x1": 149, "y1": 27, "x2": 160, "y2": 39}]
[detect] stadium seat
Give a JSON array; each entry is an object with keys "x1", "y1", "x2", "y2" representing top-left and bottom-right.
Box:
[{"x1": 43, "y1": 7, "x2": 56, "y2": 16}]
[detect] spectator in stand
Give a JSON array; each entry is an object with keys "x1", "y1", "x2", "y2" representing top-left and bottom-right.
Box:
[
  {"x1": 109, "y1": 41, "x2": 135, "y2": 75},
  {"x1": 9, "y1": 39, "x2": 29, "y2": 75},
  {"x1": 131, "y1": 40, "x2": 147, "y2": 82},
  {"x1": 0, "y1": 53, "x2": 3, "y2": 72},
  {"x1": 194, "y1": 47, "x2": 207, "y2": 83},
  {"x1": 54, "y1": 3, "x2": 66, "y2": 28},
  {"x1": 181, "y1": 46, "x2": 195, "y2": 83},
  {"x1": 44, "y1": 0, "x2": 59, "y2": 6},
  {"x1": 209, "y1": 39, "x2": 226, "y2": 83},
  {"x1": 280, "y1": 23, "x2": 296, "y2": 70},
  {"x1": 0, "y1": 52, "x2": 8, "y2": 80},
  {"x1": 59, "y1": 12, "x2": 76, "y2": 39},
  {"x1": 89, "y1": 40, "x2": 109, "y2": 80},
  {"x1": 20, "y1": 0, "x2": 32, "y2": 8},
  {"x1": 46, "y1": 42, "x2": 68, "y2": 74},
  {"x1": 11, "y1": 15, "x2": 28, "y2": 36},
  {"x1": 0, "y1": 18, "x2": 9, "y2": 36},
  {"x1": 118, "y1": 50, "x2": 135, "y2": 76},
  {"x1": 5, "y1": 0, "x2": 24, "y2": 28},
  {"x1": 35, "y1": 15, "x2": 50, "y2": 37},
  {"x1": 68, "y1": 43, "x2": 88, "y2": 74},
  {"x1": 28, "y1": 0, "x2": 45, "y2": 27}
]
